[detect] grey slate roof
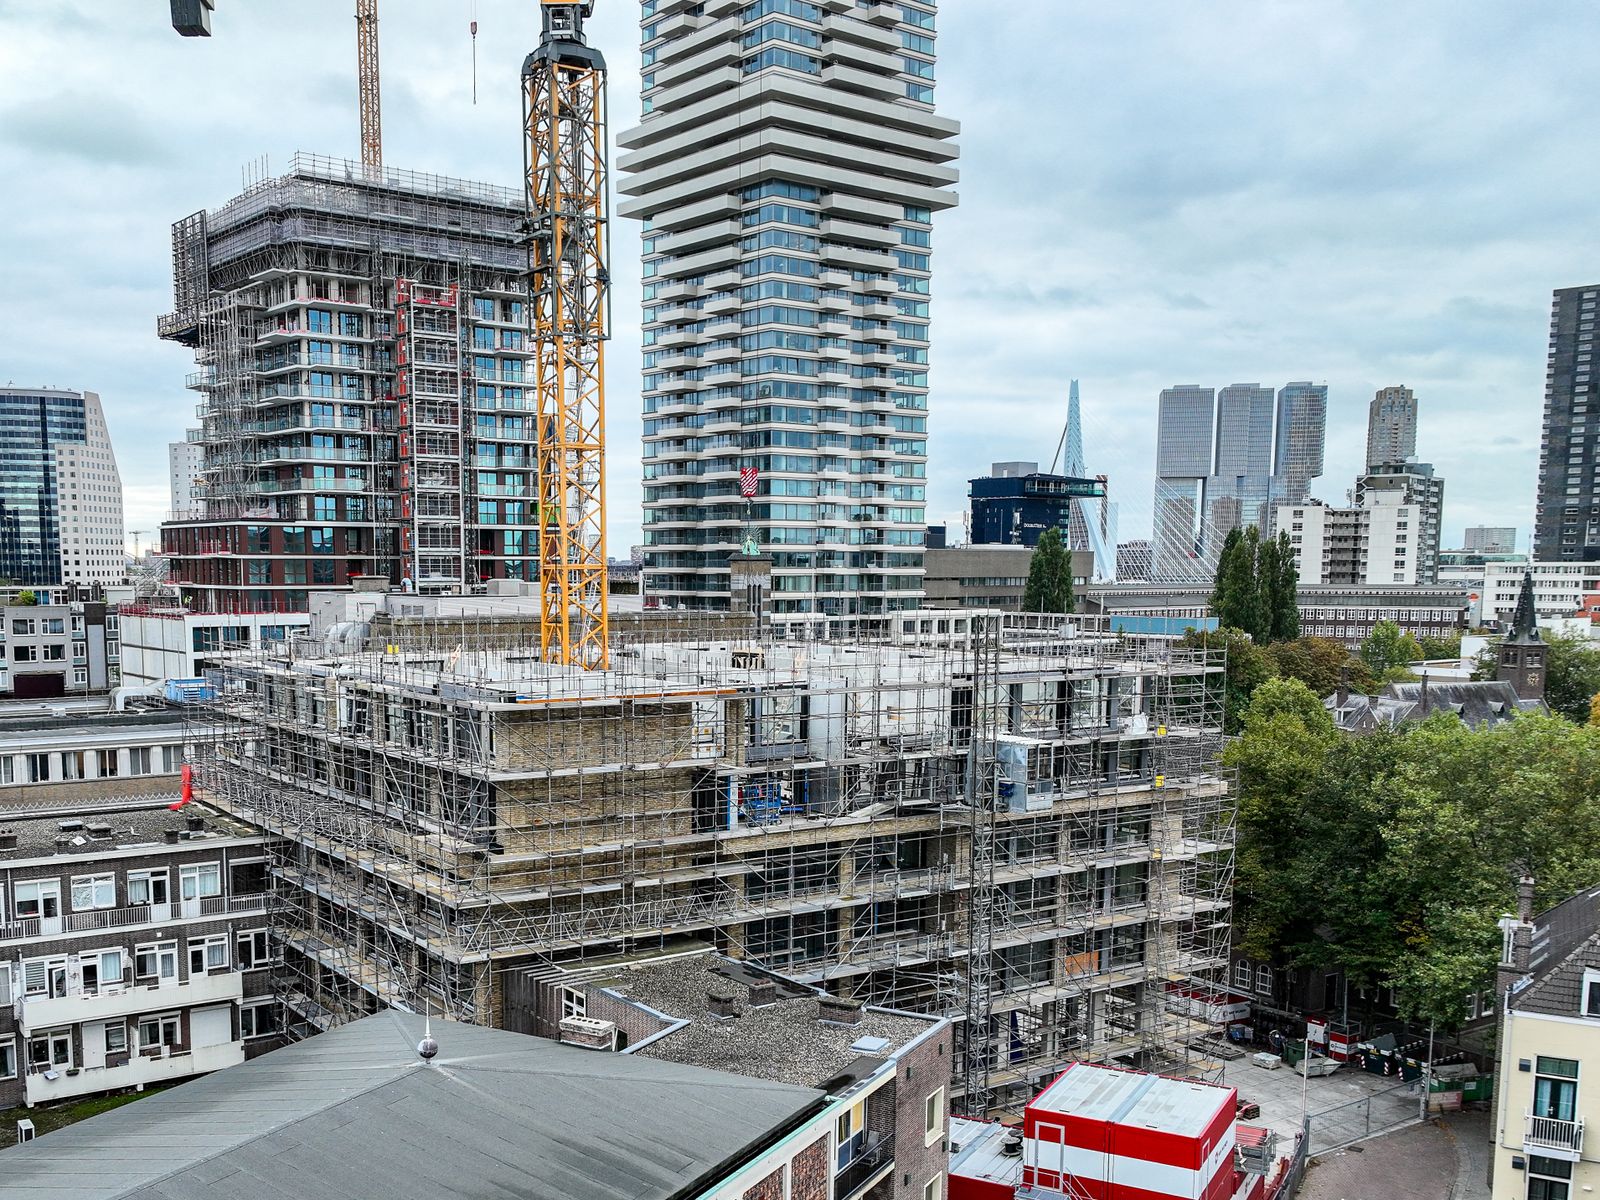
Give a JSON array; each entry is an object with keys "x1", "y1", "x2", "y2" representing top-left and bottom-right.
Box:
[
  {"x1": 0, "y1": 1011, "x2": 826, "y2": 1200},
  {"x1": 1325, "y1": 679, "x2": 1543, "y2": 732},
  {"x1": 1511, "y1": 883, "x2": 1600, "y2": 1017}
]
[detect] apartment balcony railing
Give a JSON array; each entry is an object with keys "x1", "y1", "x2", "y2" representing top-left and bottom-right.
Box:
[
  {"x1": 835, "y1": 1132, "x2": 896, "y2": 1200},
  {"x1": 1524, "y1": 1111, "x2": 1584, "y2": 1158},
  {"x1": 0, "y1": 892, "x2": 269, "y2": 943}
]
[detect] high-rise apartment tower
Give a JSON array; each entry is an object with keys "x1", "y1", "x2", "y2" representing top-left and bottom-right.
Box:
[
  {"x1": 1366, "y1": 385, "x2": 1417, "y2": 469},
  {"x1": 1152, "y1": 385, "x2": 1215, "y2": 581},
  {"x1": 0, "y1": 387, "x2": 124, "y2": 590},
  {"x1": 620, "y1": 0, "x2": 960, "y2": 616},
  {"x1": 158, "y1": 156, "x2": 535, "y2": 613},
  {"x1": 1535, "y1": 285, "x2": 1600, "y2": 560}
]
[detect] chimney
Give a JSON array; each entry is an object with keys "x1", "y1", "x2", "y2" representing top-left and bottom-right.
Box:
[
  {"x1": 747, "y1": 980, "x2": 778, "y2": 1008},
  {"x1": 185, "y1": 813, "x2": 204, "y2": 832},
  {"x1": 164, "y1": 829, "x2": 182, "y2": 844},
  {"x1": 818, "y1": 995, "x2": 863, "y2": 1026},
  {"x1": 1336, "y1": 666, "x2": 1349, "y2": 708},
  {"x1": 0, "y1": 830, "x2": 15, "y2": 851},
  {"x1": 1495, "y1": 876, "x2": 1538, "y2": 1012},
  {"x1": 1419, "y1": 671, "x2": 1429, "y2": 716},
  {"x1": 558, "y1": 1015, "x2": 618, "y2": 1051},
  {"x1": 708, "y1": 989, "x2": 739, "y2": 1019},
  {"x1": 1517, "y1": 875, "x2": 1536, "y2": 923}
]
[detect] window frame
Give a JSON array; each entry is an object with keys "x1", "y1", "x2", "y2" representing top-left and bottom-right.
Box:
[
  {"x1": 70, "y1": 873, "x2": 117, "y2": 912},
  {"x1": 0, "y1": 1036, "x2": 15, "y2": 1081},
  {"x1": 237, "y1": 928, "x2": 271, "y2": 971},
  {"x1": 923, "y1": 1086, "x2": 944, "y2": 1146}
]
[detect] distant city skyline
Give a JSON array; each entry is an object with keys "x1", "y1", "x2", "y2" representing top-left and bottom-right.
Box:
[{"x1": 2, "y1": 2, "x2": 1595, "y2": 557}]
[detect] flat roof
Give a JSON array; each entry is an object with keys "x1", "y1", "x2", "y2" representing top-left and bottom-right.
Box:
[
  {"x1": 0, "y1": 1011, "x2": 825, "y2": 1200},
  {"x1": 590, "y1": 952, "x2": 941, "y2": 1093},
  {"x1": 0, "y1": 802, "x2": 258, "y2": 863},
  {"x1": 1031, "y1": 1063, "x2": 1233, "y2": 1137},
  {"x1": 949, "y1": 1117, "x2": 1023, "y2": 1188}
]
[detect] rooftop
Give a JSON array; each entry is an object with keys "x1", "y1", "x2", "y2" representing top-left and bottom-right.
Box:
[
  {"x1": 0, "y1": 802, "x2": 258, "y2": 863},
  {"x1": 1030, "y1": 1063, "x2": 1234, "y2": 1136},
  {"x1": 948, "y1": 1117, "x2": 1023, "y2": 1190},
  {"x1": 1510, "y1": 883, "x2": 1600, "y2": 1017},
  {"x1": 591, "y1": 952, "x2": 941, "y2": 1092},
  {"x1": 0, "y1": 1011, "x2": 825, "y2": 1200}
]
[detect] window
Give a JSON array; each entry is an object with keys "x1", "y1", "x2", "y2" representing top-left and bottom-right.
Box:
[
  {"x1": 0, "y1": 964, "x2": 9, "y2": 1006},
  {"x1": 189, "y1": 935, "x2": 228, "y2": 974},
  {"x1": 924, "y1": 1086, "x2": 944, "y2": 1144},
  {"x1": 137, "y1": 1013, "x2": 182, "y2": 1051},
  {"x1": 237, "y1": 929, "x2": 271, "y2": 970},
  {"x1": 1233, "y1": 959, "x2": 1251, "y2": 988},
  {"x1": 561, "y1": 986, "x2": 586, "y2": 1020},
  {"x1": 1528, "y1": 1156, "x2": 1573, "y2": 1200},
  {"x1": 14, "y1": 880, "x2": 59, "y2": 921},
  {"x1": 0, "y1": 1037, "x2": 14, "y2": 1082},
  {"x1": 1256, "y1": 966, "x2": 1273, "y2": 995},
  {"x1": 128, "y1": 869, "x2": 169, "y2": 906},
  {"x1": 923, "y1": 1180, "x2": 940, "y2": 1200},
  {"x1": 241, "y1": 1002, "x2": 280, "y2": 1040},
  {"x1": 1534, "y1": 1057, "x2": 1579, "y2": 1122},
  {"x1": 81, "y1": 949, "x2": 123, "y2": 994},
  {"x1": 28, "y1": 1028, "x2": 72, "y2": 1071},
  {"x1": 135, "y1": 942, "x2": 179, "y2": 982},
  {"x1": 179, "y1": 862, "x2": 222, "y2": 901},
  {"x1": 71, "y1": 873, "x2": 116, "y2": 911},
  {"x1": 104, "y1": 1022, "x2": 127, "y2": 1055},
  {"x1": 1584, "y1": 969, "x2": 1600, "y2": 1018}
]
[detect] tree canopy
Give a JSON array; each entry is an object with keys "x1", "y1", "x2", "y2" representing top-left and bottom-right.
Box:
[
  {"x1": 1022, "y1": 527, "x2": 1075, "y2": 614},
  {"x1": 1227, "y1": 707, "x2": 1600, "y2": 1027},
  {"x1": 1209, "y1": 527, "x2": 1298, "y2": 643},
  {"x1": 1360, "y1": 620, "x2": 1423, "y2": 676}
]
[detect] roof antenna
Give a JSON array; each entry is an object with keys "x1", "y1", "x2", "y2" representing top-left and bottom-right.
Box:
[{"x1": 417, "y1": 1015, "x2": 439, "y2": 1063}]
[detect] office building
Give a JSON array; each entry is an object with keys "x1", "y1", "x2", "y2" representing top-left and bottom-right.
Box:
[
  {"x1": 158, "y1": 154, "x2": 535, "y2": 613},
  {"x1": 0, "y1": 799, "x2": 274, "y2": 1114},
  {"x1": 1465, "y1": 525, "x2": 1518, "y2": 555},
  {"x1": 1205, "y1": 383, "x2": 1275, "y2": 540},
  {"x1": 1356, "y1": 461, "x2": 1444, "y2": 584},
  {"x1": 620, "y1": 1, "x2": 960, "y2": 616},
  {"x1": 1272, "y1": 381, "x2": 1327, "y2": 514},
  {"x1": 922, "y1": 543, "x2": 1093, "y2": 610},
  {"x1": 188, "y1": 607, "x2": 1233, "y2": 1113},
  {"x1": 118, "y1": 604, "x2": 310, "y2": 691},
  {"x1": 0, "y1": 697, "x2": 184, "y2": 800},
  {"x1": 0, "y1": 387, "x2": 125, "y2": 590},
  {"x1": 969, "y1": 462, "x2": 1106, "y2": 548},
  {"x1": 1280, "y1": 492, "x2": 1423, "y2": 587},
  {"x1": 1152, "y1": 385, "x2": 1215, "y2": 582},
  {"x1": 1482, "y1": 560, "x2": 1600, "y2": 627},
  {"x1": 1366, "y1": 385, "x2": 1418, "y2": 469},
  {"x1": 168, "y1": 437, "x2": 204, "y2": 521},
  {"x1": 1535, "y1": 285, "x2": 1600, "y2": 560},
  {"x1": 1491, "y1": 882, "x2": 1600, "y2": 1200}
]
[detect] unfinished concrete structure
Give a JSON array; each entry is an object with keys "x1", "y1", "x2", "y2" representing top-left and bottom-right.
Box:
[{"x1": 187, "y1": 610, "x2": 1234, "y2": 1112}]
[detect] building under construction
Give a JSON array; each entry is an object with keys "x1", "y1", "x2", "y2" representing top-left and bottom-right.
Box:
[
  {"x1": 158, "y1": 153, "x2": 542, "y2": 611},
  {"x1": 187, "y1": 603, "x2": 1234, "y2": 1113}
]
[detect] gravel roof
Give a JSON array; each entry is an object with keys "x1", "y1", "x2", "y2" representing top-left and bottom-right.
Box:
[
  {"x1": 602, "y1": 954, "x2": 938, "y2": 1091},
  {"x1": 0, "y1": 803, "x2": 259, "y2": 862}
]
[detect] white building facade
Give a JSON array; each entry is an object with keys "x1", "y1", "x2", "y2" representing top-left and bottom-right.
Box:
[
  {"x1": 1280, "y1": 491, "x2": 1421, "y2": 586},
  {"x1": 1483, "y1": 561, "x2": 1600, "y2": 627},
  {"x1": 620, "y1": 0, "x2": 959, "y2": 616}
]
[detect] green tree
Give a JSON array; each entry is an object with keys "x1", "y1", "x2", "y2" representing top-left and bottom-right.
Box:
[
  {"x1": 1021, "y1": 527, "x2": 1075, "y2": 614},
  {"x1": 1210, "y1": 527, "x2": 1264, "y2": 640},
  {"x1": 1538, "y1": 631, "x2": 1600, "y2": 722},
  {"x1": 1265, "y1": 637, "x2": 1374, "y2": 698},
  {"x1": 1417, "y1": 633, "x2": 1462, "y2": 661},
  {"x1": 1360, "y1": 620, "x2": 1422, "y2": 676},
  {"x1": 15, "y1": 589, "x2": 36, "y2": 607},
  {"x1": 1209, "y1": 528, "x2": 1242, "y2": 621},
  {"x1": 1269, "y1": 530, "x2": 1300, "y2": 641},
  {"x1": 1255, "y1": 534, "x2": 1280, "y2": 644}
]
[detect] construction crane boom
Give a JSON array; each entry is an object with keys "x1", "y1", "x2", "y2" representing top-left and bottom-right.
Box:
[
  {"x1": 524, "y1": 1, "x2": 610, "y2": 669},
  {"x1": 355, "y1": 0, "x2": 382, "y2": 173}
]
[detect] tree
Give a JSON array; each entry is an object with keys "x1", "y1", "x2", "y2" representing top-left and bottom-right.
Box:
[
  {"x1": 1255, "y1": 534, "x2": 1279, "y2": 644},
  {"x1": 1209, "y1": 526, "x2": 1298, "y2": 644},
  {"x1": 1269, "y1": 531, "x2": 1300, "y2": 641},
  {"x1": 1538, "y1": 631, "x2": 1600, "y2": 723},
  {"x1": 1589, "y1": 692, "x2": 1600, "y2": 727},
  {"x1": 1209, "y1": 528, "x2": 1242, "y2": 621},
  {"x1": 1417, "y1": 633, "x2": 1462, "y2": 661},
  {"x1": 14, "y1": 589, "x2": 36, "y2": 607},
  {"x1": 1265, "y1": 637, "x2": 1374, "y2": 698},
  {"x1": 1021, "y1": 527, "x2": 1075, "y2": 613},
  {"x1": 1360, "y1": 620, "x2": 1422, "y2": 676}
]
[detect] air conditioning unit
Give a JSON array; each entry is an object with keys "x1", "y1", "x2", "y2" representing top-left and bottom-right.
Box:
[{"x1": 558, "y1": 1015, "x2": 618, "y2": 1051}]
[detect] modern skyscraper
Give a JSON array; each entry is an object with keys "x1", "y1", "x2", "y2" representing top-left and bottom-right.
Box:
[
  {"x1": 1366, "y1": 385, "x2": 1418, "y2": 469},
  {"x1": 0, "y1": 387, "x2": 125, "y2": 589},
  {"x1": 1152, "y1": 385, "x2": 1215, "y2": 581},
  {"x1": 620, "y1": 1, "x2": 959, "y2": 616},
  {"x1": 1206, "y1": 383, "x2": 1275, "y2": 547},
  {"x1": 158, "y1": 155, "x2": 533, "y2": 613},
  {"x1": 1272, "y1": 381, "x2": 1327, "y2": 515},
  {"x1": 1535, "y1": 285, "x2": 1600, "y2": 560},
  {"x1": 1356, "y1": 461, "x2": 1445, "y2": 584},
  {"x1": 169, "y1": 437, "x2": 205, "y2": 521}
]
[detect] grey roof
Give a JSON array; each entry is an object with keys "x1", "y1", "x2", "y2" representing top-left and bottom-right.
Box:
[
  {"x1": 0, "y1": 1011, "x2": 825, "y2": 1200},
  {"x1": 1512, "y1": 884, "x2": 1600, "y2": 1017},
  {"x1": 1325, "y1": 679, "x2": 1543, "y2": 732},
  {"x1": 0, "y1": 802, "x2": 257, "y2": 862}
]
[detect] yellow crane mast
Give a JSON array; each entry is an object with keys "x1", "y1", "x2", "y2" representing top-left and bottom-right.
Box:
[
  {"x1": 523, "y1": 1, "x2": 611, "y2": 669},
  {"x1": 356, "y1": 0, "x2": 382, "y2": 173}
]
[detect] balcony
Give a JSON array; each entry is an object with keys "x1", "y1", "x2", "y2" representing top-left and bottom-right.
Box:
[
  {"x1": 0, "y1": 892, "x2": 268, "y2": 944},
  {"x1": 17, "y1": 970, "x2": 245, "y2": 1032},
  {"x1": 1524, "y1": 1111, "x2": 1584, "y2": 1160},
  {"x1": 835, "y1": 1132, "x2": 896, "y2": 1199},
  {"x1": 25, "y1": 1039, "x2": 245, "y2": 1105}
]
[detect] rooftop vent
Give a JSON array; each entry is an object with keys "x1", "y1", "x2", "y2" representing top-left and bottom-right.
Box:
[
  {"x1": 86, "y1": 823, "x2": 113, "y2": 841},
  {"x1": 185, "y1": 813, "x2": 204, "y2": 832},
  {"x1": 0, "y1": 830, "x2": 16, "y2": 851},
  {"x1": 850, "y1": 1035, "x2": 892, "y2": 1056},
  {"x1": 57, "y1": 819, "x2": 85, "y2": 833},
  {"x1": 558, "y1": 1015, "x2": 618, "y2": 1051},
  {"x1": 748, "y1": 980, "x2": 778, "y2": 1008},
  {"x1": 708, "y1": 989, "x2": 739, "y2": 1019},
  {"x1": 164, "y1": 829, "x2": 182, "y2": 844}
]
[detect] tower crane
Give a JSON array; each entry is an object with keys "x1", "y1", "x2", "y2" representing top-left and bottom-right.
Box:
[{"x1": 524, "y1": 1, "x2": 611, "y2": 669}]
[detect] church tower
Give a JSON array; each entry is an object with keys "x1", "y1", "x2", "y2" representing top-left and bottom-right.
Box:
[{"x1": 1497, "y1": 571, "x2": 1547, "y2": 701}]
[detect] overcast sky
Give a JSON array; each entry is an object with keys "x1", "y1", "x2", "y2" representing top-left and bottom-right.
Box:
[{"x1": 2, "y1": 1, "x2": 1596, "y2": 556}]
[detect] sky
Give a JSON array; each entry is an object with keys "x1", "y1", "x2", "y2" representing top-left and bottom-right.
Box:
[{"x1": 2, "y1": 1, "x2": 1597, "y2": 557}]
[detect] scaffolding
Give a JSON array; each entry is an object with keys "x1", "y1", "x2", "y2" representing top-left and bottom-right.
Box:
[{"x1": 184, "y1": 608, "x2": 1234, "y2": 1112}]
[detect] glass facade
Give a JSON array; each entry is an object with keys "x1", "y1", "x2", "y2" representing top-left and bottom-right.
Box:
[{"x1": 1535, "y1": 285, "x2": 1600, "y2": 560}]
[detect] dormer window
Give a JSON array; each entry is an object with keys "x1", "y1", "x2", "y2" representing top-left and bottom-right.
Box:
[{"x1": 1584, "y1": 968, "x2": 1600, "y2": 1017}]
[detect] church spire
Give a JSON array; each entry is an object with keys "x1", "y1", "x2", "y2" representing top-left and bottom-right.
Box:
[{"x1": 1507, "y1": 570, "x2": 1541, "y2": 645}]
